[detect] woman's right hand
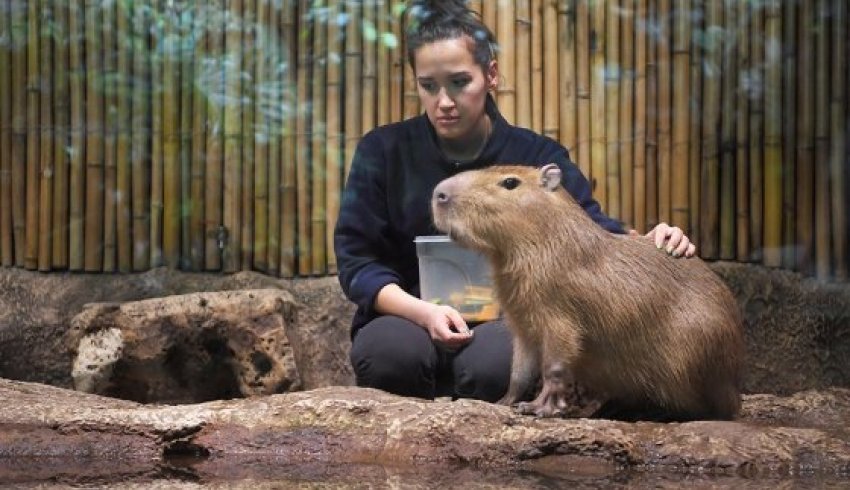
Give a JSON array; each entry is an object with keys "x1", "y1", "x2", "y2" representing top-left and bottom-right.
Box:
[
  {"x1": 419, "y1": 303, "x2": 473, "y2": 349},
  {"x1": 374, "y1": 283, "x2": 473, "y2": 349}
]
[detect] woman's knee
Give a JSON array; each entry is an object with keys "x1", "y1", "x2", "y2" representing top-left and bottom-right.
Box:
[
  {"x1": 349, "y1": 316, "x2": 438, "y2": 398},
  {"x1": 453, "y1": 321, "x2": 513, "y2": 402}
]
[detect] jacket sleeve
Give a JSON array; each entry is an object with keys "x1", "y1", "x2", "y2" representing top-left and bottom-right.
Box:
[
  {"x1": 548, "y1": 147, "x2": 626, "y2": 234},
  {"x1": 333, "y1": 132, "x2": 404, "y2": 317}
]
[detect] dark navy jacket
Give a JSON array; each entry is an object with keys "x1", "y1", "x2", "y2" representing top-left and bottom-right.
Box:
[{"x1": 334, "y1": 96, "x2": 624, "y2": 335}]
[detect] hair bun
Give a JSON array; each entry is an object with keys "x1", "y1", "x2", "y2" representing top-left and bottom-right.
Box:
[{"x1": 408, "y1": 0, "x2": 474, "y2": 24}]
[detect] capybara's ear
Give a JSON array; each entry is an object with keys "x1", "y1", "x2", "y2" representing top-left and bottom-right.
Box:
[{"x1": 540, "y1": 163, "x2": 562, "y2": 191}]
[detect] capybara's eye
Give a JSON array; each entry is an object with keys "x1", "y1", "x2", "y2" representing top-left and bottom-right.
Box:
[{"x1": 499, "y1": 177, "x2": 521, "y2": 190}]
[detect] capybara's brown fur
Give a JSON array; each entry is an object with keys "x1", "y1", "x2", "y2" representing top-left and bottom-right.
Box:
[{"x1": 431, "y1": 164, "x2": 744, "y2": 421}]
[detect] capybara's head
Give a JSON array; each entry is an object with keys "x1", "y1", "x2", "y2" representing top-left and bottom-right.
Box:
[{"x1": 432, "y1": 164, "x2": 590, "y2": 255}]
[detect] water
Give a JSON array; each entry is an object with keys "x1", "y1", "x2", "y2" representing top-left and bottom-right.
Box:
[{"x1": 3, "y1": 455, "x2": 849, "y2": 489}]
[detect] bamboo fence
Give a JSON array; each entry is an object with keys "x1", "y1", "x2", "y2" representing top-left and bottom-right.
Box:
[{"x1": 0, "y1": 0, "x2": 847, "y2": 281}]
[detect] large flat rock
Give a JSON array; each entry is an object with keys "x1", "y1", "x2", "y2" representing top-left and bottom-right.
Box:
[{"x1": 1, "y1": 379, "x2": 849, "y2": 486}]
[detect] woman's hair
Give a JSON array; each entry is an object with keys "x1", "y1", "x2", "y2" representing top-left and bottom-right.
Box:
[{"x1": 404, "y1": 0, "x2": 498, "y2": 73}]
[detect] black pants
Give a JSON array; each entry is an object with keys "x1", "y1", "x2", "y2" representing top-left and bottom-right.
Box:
[{"x1": 349, "y1": 315, "x2": 512, "y2": 402}]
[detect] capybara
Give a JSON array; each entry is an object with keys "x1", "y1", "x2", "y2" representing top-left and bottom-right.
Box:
[{"x1": 431, "y1": 164, "x2": 744, "y2": 421}]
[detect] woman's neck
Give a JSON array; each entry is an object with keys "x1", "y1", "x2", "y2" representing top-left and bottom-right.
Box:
[{"x1": 439, "y1": 115, "x2": 492, "y2": 163}]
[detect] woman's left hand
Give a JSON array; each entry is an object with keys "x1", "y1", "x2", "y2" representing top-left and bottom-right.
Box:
[{"x1": 631, "y1": 222, "x2": 696, "y2": 258}]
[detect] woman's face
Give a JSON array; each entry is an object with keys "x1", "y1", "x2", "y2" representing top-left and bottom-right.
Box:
[{"x1": 413, "y1": 36, "x2": 498, "y2": 144}]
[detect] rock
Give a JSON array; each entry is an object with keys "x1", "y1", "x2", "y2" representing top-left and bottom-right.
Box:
[
  {"x1": 0, "y1": 262, "x2": 849, "y2": 402},
  {"x1": 0, "y1": 379, "x2": 849, "y2": 486},
  {"x1": 711, "y1": 262, "x2": 850, "y2": 395},
  {"x1": 67, "y1": 290, "x2": 301, "y2": 404},
  {"x1": 0, "y1": 268, "x2": 355, "y2": 393}
]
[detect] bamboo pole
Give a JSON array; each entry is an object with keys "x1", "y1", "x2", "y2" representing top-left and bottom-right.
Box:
[
  {"x1": 497, "y1": 0, "x2": 516, "y2": 124},
  {"x1": 115, "y1": 0, "x2": 132, "y2": 272},
  {"x1": 311, "y1": 6, "x2": 327, "y2": 275},
  {"x1": 149, "y1": 0, "x2": 164, "y2": 268},
  {"x1": 326, "y1": 2, "x2": 343, "y2": 275},
  {"x1": 604, "y1": 0, "x2": 620, "y2": 219},
  {"x1": 719, "y1": 0, "x2": 735, "y2": 260},
  {"x1": 102, "y1": 0, "x2": 117, "y2": 272},
  {"x1": 532, "y1": 0, "x2": 543, "y2": 134},
  {"x1": 253, "y1": 0, "x2": 269, "y2": 272},
  {"x1": 656, "y1": 0, "x2": 671, "y2": 225},
  {"x1": 274, "y1": 2, "x2": 288, "y2": 274},
  {"x1": 633, "y1": 0, "x2": 647, "y2": 232},
  {"x1": 543, "y1": 0, "x2": 559, "y2": 141},
  {"x1": 482, "y1": 0, "x2": 497, "y2": 35},
  {"x1": 361, "y1": 0, "x2": 377, "y2": 141},
  {"x1": 131, "y1": 0, "x2": 150, "y2": 271},
  {"x1": 0, "y1": 0, "x2": 12, "y2": 266},
  {"x1": 402, "y1": 34, "x2": 419, "y2": 119},
  {"x1": 671, "y1": 0, "x2": 689, "y2": 235},
  {"x1": 645, "y1": 0, "x2": 658, "y2": 230},
  {"x1": 223, "y1": 0, "x2": 244, "y2": 273},
  {"x1": 830, "y1": 0, "x2": 848, "y2": 280},
  {"x1": 280, "y1": 1, "x2": 297, "y2": 277},
  {"x1": 296, "y1": 0, "x2": 312, "y2": 276},
  {"x1": 37, "y1": 0, "x2": 53, "y2": 271},
  {"x1": 51, "y1": 1, "x2": 70, "y2": 269},
  {"x1": 558, "y1": 0, "x2": 576, "y2": 151},
  {"x1": 762, "y1": 0, "x2": 783, "y2": 267},
  {"x1": 241, "y1": 0, "x2": 255, "y2": 270},
  {"x1": 376, "y1": 0, "x2": 391, "y2": 126},
  {"x1": 813, "y1": 0, "x2": 830, "y2": 279},
  {"x1": 189, "y1": 2, "x2": 207, "y2": 271},
  {"x1": 179, "y1": 2, "x2": 193, "y2": 270},
  {"x1": 688, "y1": 0, "x2": 702, "y2": 245},
  {"x1": 389, "y1": 3, "x2": 403, "y2": 122},
  {"x1": 83, "y1": 0, "x2": 104, "y2": 271},
  {"x1": 576, "y1": 0, "x2": 591, "y2": 179},
  {"x1": 10, "y1": 2, "x2": 26, "y2": 267},
  {"x1": 734, "y1": 0, "x2": 750, "y2": 261},
  {"x1": 515, "y1": 0, "x2": 532, "y2": 129},
  {"x1": 265, "y1": 0, "x2": 280, "y2": 275},
  {"x1": 619, "y1": 0, "x2": 635, "y2": 228},
  {"x1": 25, "y1": 0, "x2": 40, "y2": 270},
  {"x1": 345, "y1": 0, "x2": 364, "y2": 177},
  {"x1": 590, "y1": 0, "x2": 606, "y2": 206},
  {"x1": 204, "y1": 0, "x2": 224, "y2": 271},
  {"x1": 796, "y1": 0, "x2": 814, "y2": 275},
  {"x1": 68, "y1": 0, "x2": 85, "y2": 270},
  {"x1": 780, "y1": 0, "x2": 796, "y2": 268},
  {"x1": 749, "y1": 1, "x2": 764, "y2": 263},
  {"x1": 699, "y1": 0, "x2": 721, "y2": 259}
]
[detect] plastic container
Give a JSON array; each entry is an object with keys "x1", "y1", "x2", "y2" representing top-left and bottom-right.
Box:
[{"x1": 414, "y1": 235, "x2": 500, "y2": 322}]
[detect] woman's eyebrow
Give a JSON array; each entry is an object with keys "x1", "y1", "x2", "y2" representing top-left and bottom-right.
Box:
[{"x1": 416, "y1": 71, "x2": 472, "y2": 80}]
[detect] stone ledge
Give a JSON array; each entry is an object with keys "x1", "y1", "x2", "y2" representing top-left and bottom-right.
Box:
[{"x1": 1, "y1": 379, "x2": 849, "y2": 482}]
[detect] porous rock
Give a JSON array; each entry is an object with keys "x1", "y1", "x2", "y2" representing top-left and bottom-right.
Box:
[
  {"x1": 0, "y1": 268, "x2": 355, "y2": 394},
  {"x1": 711, "y1": 262, "x2": 850, "y2": 395},
  {"x1": 67, "y1": 290, "x2": 301, "y2": 403}
]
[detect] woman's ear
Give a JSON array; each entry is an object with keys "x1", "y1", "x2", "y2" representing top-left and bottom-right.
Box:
[{"x1": 487, "y1": 60, "x2": 499, "y2": 91}]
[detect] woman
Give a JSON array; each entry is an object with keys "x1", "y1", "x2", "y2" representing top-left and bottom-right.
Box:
[{"x1": 333, "y1": 0, "x2": 695, "y2": 402}]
